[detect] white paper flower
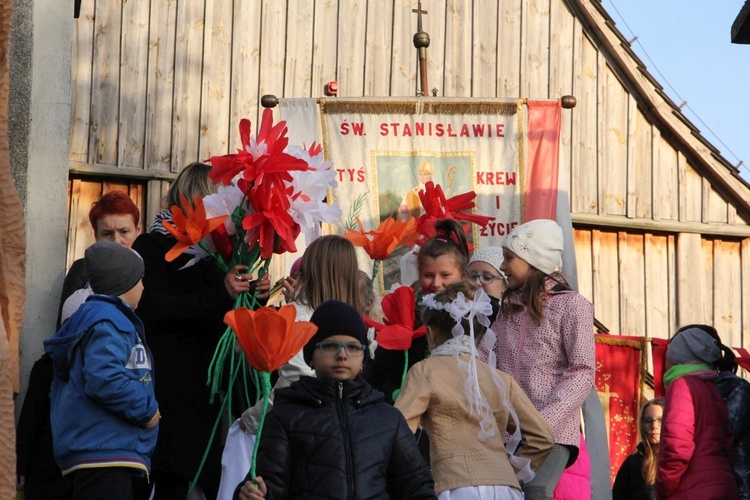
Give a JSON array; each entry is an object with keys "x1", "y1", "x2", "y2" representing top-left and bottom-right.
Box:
[{"x1": 203, "y1": 185, "x2": 246, "y2": 235}]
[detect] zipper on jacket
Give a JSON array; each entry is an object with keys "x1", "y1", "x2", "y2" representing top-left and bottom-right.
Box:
[{"x1": 335, "y1": 381, "x2": 355, "y2": 498}]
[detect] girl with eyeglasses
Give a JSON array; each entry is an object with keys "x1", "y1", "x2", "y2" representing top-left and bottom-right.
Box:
[
  {"x1": 236, "y1": 300, "x2": 436, "y2": 499},
  {"x1": 467, "y1": 246, "x2": 507, "y2": 300},
  {"x1": 612, "y1": 398, "x2": 665, "y2": 500}
]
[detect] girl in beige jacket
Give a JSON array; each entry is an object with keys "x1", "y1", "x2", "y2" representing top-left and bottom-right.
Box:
[{"x1": 395, "y1": 281, "x2": 554, "y2": 499}]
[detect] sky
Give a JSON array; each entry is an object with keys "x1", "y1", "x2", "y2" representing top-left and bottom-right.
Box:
[{"x1": 601, "y1": 0, "x2": 750, "y2": 182}]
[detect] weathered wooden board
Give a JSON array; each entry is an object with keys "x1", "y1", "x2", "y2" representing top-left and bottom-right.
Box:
[
  {"x1": 713, "y1": 240, "x2": 742, "y2": 347},
  {"x1": 599, "y1": 66, "x2": 628, "y2": 216},
  {"x1": 172, "y1": 1, "x2": 205, "y2": 171},
  {"x1": 285, "y1": 0, "x2": 315, "y2": 97},
  {"x1": 644, "y1": 233, "x2": 671, "y2": 339},
  {"x1": 364, "y1": 0, "x2": 394, "y2": 97},
  {"x1": 571, "y1": 32, "x2": 598, "y2": 214},
  {"x1": 443, "y1": 0, "x2": 472, "y2": 97},
  {"x1": 521, "y1": 0, "x2": 550, "y2": 98},
  {"x1": 497, "y1": 0, "x2": 522, "y2": 98},
  {"x1": 119, "y1": 0, "x2": 150, "y2": 168},
  {"x1": 337, "y1": 0, "x2": 367, "y2": 97},
  {"x1": 70, "y1": 0, "x2": 95, "y2": 163},
  {"x1": 144, "y1": 0, "x2": 177, "y2": 171},
  {"x1": 198, "y1": 0, "x2": 234, "y2": 161},
  {"x1": 89, "y1": 0, "x2": 122, "y2": 166},
  {"x1": 618, "y1": 232, "x2": 646, "y2": 336},
  {"x1": 230, "y1": 0, "x2": 262, "y2": 130},
  {"x1": 592, "y1": 230, "x2": 620, "y2": 332}
]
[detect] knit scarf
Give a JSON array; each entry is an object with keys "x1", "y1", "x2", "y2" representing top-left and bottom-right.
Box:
[
  {"x1": 663, "y1": 363, "x2": 713, "y2": 388},
  {"x1": 149, "y1": 209, "x2": 173, "y2": 237}
]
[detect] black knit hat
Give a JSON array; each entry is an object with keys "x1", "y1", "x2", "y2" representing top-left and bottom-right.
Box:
[
  {"x1": 84, "y1": 240, "x2": 144, "y2": 297},
  {"x1": 303, "y1": 300, "x2": 368, "y2": 364}
]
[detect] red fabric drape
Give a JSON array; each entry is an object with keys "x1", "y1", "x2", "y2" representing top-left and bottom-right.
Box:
[
  {"x1": 595, "y1": 334, "x2": 646, "y2": 485},
  {"x1": 524, "y1": 100, "x2": 561, "y2": 221}
]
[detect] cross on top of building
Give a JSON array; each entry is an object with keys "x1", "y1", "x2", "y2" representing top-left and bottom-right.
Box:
[{"x1": 412, "y1": 1, "x2": 428, "y2": 32}]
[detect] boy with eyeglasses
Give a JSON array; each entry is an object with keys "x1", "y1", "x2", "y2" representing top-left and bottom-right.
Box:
[{"x1": 235, "y1": 300, "x2": 436, "y2": 499}]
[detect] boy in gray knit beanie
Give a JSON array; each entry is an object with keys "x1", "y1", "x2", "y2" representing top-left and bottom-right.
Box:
[{"x1": 44, "y1": 241, "x2": 159, "y2": 497}]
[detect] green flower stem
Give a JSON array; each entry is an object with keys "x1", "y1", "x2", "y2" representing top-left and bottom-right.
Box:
[
  {"x1": 251, "y1": 372, "x2": 273, "y2": 479},
  {"x1": 189, "y1": 352, "x2": 243, "y2": 494},
  {"x1": 367, "y1": 259, "x2": 381, "y2": 307},
  {"x1": 392, "y1": 349, "x2": 409, "y2": 402}
]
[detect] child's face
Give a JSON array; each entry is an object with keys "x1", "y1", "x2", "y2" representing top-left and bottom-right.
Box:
[
  {"x1": 311, "y1": 335, "x2": 365, "y2": 381},
  {"x1": 500, "y1": 249, "x2": 532, "y2": 290},
  {"x1": 419, "y1": 254, "x2": 464, "y2": 294},
  {"x1": 467, "y1": 261, "x2": 507, "y2": 299}
]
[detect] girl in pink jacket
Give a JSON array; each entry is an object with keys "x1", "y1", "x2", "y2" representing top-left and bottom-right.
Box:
[
  {"x1": 485, "y1": 219, "x2": 596, "y2": 500},
  {"x1": 656, "y1": 327, "x2": 737, "y2": 499}
]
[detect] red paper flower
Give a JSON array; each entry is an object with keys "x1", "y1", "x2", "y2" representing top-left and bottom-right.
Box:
[
  {"x1": 242, "y1": 185, "x2": 300, "y2": 259},
  {"x1": 208, "y1": 109, "x2": 309, "y2": 187},
  {"x1": 415, "y1": 181, "x2": 493, "y2": 242},
  {"x1": 365, "y1": 286, "x2": 426, "y2": 351},
  {"x1": 343, "y1": 216, "x2": 420, "y2": 261},
  {"x1": 224, "y1": 304, "x2": 317, "y2": 373},
  {"x1": 163, "y1": 194, "x2": 228, "y2": 261},
  {"x1": 210, "y1": 223, "x2": 234, "y2": 261}
]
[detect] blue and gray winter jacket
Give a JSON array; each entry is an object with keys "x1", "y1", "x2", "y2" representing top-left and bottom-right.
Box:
[{"x1": 44, "y1": 294, "x2": 159, "y2": 475}]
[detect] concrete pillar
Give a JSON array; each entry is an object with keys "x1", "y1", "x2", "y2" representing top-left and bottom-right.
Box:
[{"x1": 10, "y1": 0, "x2": 72, "y2": 415}]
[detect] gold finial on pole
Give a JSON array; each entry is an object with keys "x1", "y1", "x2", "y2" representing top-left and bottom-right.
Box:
[{"x1": 412, "y1": 1, "x2": 430, "y2": 97}]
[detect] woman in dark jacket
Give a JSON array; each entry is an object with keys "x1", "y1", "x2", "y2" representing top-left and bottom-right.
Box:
[
  {"x1": 612, "y1": 398, "x2": 664, "y2": 500},
  {"x1": 134, "y1": 162, "x2": 268, "y2": 499}
]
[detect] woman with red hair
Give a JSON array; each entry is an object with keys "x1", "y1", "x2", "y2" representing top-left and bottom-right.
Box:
[{"x1": 58, "y1": 190, "x2": 141, "y2": 327}]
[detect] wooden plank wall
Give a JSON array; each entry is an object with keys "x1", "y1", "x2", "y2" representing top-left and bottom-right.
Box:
[{"x1": 68, "y1": 0, "x2": 750, "y2": 345}]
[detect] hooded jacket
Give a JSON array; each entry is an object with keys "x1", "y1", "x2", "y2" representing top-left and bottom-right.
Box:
[
  {"x1": 656, "y1": 371, "x2": 737, "y2": 499},
  {"x1": 44, "y1": 294, "x2": 159, "y2": 475},
  {"x1": 238, "y1": 376, "x2": 436, "y2": 499}
]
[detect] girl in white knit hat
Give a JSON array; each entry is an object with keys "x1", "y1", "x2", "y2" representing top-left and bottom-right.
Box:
[{"x1": 483, "y1": 219, "x2": 596, "y2": 500}]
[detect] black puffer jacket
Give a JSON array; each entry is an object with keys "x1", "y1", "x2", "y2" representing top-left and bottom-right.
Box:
[
  {"x1": 238, "y1": 376, "x2": 436, "y2": 499},
  {"x1": 716, "y1": 371, "x2": 750, "y2": 500}
]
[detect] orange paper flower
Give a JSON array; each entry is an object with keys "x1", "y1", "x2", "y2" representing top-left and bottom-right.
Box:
[
  {"x1": 163, "y1": 194, "x2": 229, "y2": 261},
  {"x1": 343, "y1": 216, "x2": 420, "y2": 261},
  {"x1": 224, "y1": 304, "x2": 317, "y2": 373}
]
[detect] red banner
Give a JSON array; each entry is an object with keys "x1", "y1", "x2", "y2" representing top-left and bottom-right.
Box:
[{"x1": 595, "y1": 334, "x2": 646, "y2": 484}]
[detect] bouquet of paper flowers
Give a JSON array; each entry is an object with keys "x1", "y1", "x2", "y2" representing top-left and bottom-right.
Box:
[{"x1": 161, "y1": 108, "x2": 341, "y2": 409}]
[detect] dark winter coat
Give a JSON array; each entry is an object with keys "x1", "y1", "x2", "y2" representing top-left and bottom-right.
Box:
[
  {"x1": 238, "y1": 376, "x2": 436, "y2": 500},
  {"x1": 132, "y1": 231, "x2": 235, "y2": 491},
  {"x1": 716, "y1": 371, "x2": 750, "y2": 500},
  {"x1": 16, "y1": 353, "x2": 73, "y2": 498},
  {"x1": 612, "y1": 443, "x2": 654, "y2": 500}
]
